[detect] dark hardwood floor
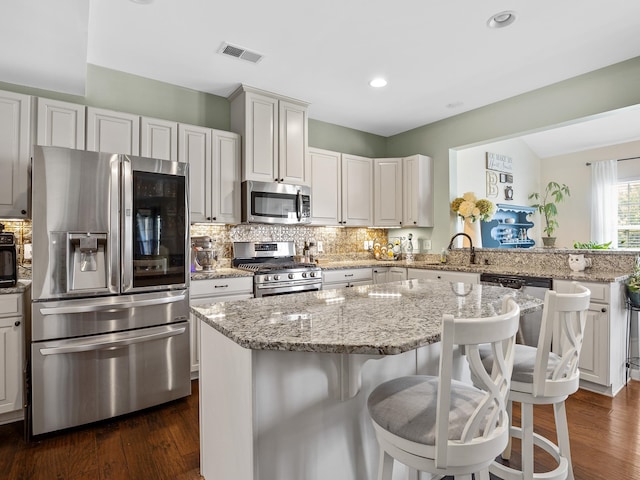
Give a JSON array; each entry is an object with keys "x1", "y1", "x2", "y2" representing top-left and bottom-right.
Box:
[{"x1": 1, "y1": 379, "x2": 639, "y2": 479}]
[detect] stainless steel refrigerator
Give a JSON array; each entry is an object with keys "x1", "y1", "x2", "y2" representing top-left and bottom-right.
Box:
[{"x1": 29, "y1": 146, "x2": 191, "y2": 436}]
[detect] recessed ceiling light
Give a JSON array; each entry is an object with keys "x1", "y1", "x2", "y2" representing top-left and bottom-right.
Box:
[
  {"x1": 369, "y1": 78, "x2": 388, "y2": 88},
  {"x1": 487, "y1": 10, "x2": 517, "y2": 29}
]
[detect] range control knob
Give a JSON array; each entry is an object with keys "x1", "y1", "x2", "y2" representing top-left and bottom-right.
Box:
[
  {"x1": 274, "y1": 275, "x2": 280, "y2": 281},
  {"x1": 264, "y1": 275, "x2": 270, "y2": 282},
  {"x1": 310, "y1": 272, "x2": 316, "y2": 277},
  {"x1": 288, "y1": 273, "x2": 294, "y2": 279},
  {"x1": 302, "y1": 272, "x2": 308, "y2": 278}
]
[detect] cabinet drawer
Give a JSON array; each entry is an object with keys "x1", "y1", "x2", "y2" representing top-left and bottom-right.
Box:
[
  {"x1": 190, "y1": 277, "x2": 253, "y2": 298},
  {"x1": 554, "y1": 280, "x2": 609, "y2": 303},
  {"x1": 0, "y1": 294, "x2": 21, "y2": 317},
  {"x1": 323, "y1": 268, "x2": 373, "y2": 284}
]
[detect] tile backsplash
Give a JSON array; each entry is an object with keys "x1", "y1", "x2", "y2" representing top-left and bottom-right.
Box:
[
  {"x1": 190, "y1": 224, "x2": 388, "y2": 266},
  {"x1": 1, "y1": 220, "x2": 31, "y2": 265}
]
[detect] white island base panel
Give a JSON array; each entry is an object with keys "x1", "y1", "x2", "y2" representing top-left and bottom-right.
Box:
[{"x1": 199, "y1": 320, "x2": 476, "y2": 480}]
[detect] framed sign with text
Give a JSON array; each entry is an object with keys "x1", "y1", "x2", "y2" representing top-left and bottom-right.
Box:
[{"x1": 486, "y1": 152, "x2": 513, "y2": 172}]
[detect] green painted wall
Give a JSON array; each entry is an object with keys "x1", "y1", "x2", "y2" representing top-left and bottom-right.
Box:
[
  {"x1": 386, "y1": 56, "x2": 640, "y2": 250},
  {"x1": 308, "y1": 119, "x2": 387, "y2": 157}
]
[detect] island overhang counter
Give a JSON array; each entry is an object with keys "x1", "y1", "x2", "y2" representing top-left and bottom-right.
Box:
[{"x1": 191, "y1": 279, "x2": 543, "y2": 480}]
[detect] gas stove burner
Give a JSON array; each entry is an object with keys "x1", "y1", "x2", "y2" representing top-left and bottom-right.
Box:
[{"x1": 237, "y1": 262, "x2": 318, "y2": 273}]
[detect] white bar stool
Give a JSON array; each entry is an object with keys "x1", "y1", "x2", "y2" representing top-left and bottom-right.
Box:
[{"x1": 367, "y1": 296, "x2": 521, "y2": 480}]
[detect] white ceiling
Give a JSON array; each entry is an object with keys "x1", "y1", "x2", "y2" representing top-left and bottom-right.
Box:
[{"x1": 3, "y1": 0, "x2": 640, "y2": 152}]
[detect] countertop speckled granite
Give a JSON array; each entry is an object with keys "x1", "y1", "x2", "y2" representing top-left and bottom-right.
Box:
[
  {"x1": 190, "y1": 267, "x2": 253, "y2": 281},
  {"x1": 191, "y1": 279, "x2": 542, "y2": 355},
  {"x1": 0, "y1": 280, "x2": 31, "y2": 295}
]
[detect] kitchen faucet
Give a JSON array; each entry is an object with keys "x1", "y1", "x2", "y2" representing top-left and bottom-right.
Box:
[{"x1": 447, "y1": 233, "x2": 476, "y2": 264}]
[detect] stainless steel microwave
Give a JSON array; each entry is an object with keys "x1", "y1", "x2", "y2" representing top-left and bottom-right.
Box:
[{"x1": 242, "y1": 180, "x2": 311, "y2": 225}]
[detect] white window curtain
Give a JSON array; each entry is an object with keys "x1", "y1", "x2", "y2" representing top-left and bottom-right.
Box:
[{"x1": 590, "y1": 159, "x2": 618, "y2": 245}]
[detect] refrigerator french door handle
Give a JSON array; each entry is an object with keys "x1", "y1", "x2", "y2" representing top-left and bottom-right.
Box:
[
  {"x1": 38, "y1": 292, "x2": 187, "y2": 316},
  {"x1": 39, "y1": 324, "x2": 187, "y2": 355},
  {"x1": 121, "y1": 155, "x2": 133, "y2": 292}
]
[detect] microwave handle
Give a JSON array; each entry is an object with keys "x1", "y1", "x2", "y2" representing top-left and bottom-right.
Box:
[{"x1": 296, "y1": 190, "x2": 302, "y2": 221}]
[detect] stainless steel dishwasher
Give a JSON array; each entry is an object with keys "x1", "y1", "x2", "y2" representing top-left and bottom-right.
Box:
[{"x1": 480, "y1": 273, "x2": 552, "y2": 346}]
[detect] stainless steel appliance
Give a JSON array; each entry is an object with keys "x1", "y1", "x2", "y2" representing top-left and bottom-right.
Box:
[
  {"x1": 233, "y1": 241, "x2": 322, "y2": 297},
  {"x1": 0, "y1": 225, "x2": 17, "y2": 287},
  {"x1": 29, "y1": 146, "x2": 190, "y2": 436},
  {"x1": 242, "y1": 180, "x2": 311, "y2": 224},
  {"x1": 480, "y1": 273, "x2": 552, "y2": 346}
]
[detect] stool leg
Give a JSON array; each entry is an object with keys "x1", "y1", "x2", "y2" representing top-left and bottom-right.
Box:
[
  {"x1": 521, "y1": 402, "x2": 535, "y2": 480},
  {"x1": 378, "y1": 450, "x2": 394, "y2": 480},
  {"x1": 501, "y1": 399, "x2": 513, "y2": 460},
  {"x1": 554, "y1": 400, "x2": 574, "y2": 480},
  {"x1": 476, "y1": 468, "x2": 490, "y2": 480}
]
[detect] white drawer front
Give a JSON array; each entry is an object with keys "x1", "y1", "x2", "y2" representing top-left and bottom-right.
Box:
[
  {"x1": 190, "y1": 277, "x2": 253, "y2": 299},
  {"x1": 0, "y1": 294, "x2": 21, "y2": 317},
  {"x1": 323, "y1": 268, "x2": 373, "y2": 284}
]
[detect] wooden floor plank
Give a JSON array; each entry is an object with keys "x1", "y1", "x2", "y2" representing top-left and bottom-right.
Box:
[{"x1": 1, "y1": 379, "x2": 640, "y2": 479}]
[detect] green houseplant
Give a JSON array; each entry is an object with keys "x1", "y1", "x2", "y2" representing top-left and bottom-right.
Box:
[
  {"x1": 626, "y1": 262, "x2": 640, "y2": 307},
  {"x1": 529, "y1": 181, "x2": 571, "y2": 247}
]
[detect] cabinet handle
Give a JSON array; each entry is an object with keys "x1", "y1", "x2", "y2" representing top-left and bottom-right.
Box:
[
  {"x1": 344, "y1": 274, "x2": 354, "y2": 277},
  {"x1": 214, "y1": 285, "x2": 229, "y2": 288},
  {"x1": 14, "y1": 320, "x2": 21, "y2": 327}
]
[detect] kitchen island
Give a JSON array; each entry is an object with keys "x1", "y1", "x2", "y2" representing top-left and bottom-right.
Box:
[{"x1": 191, "y1": 279, "x2": 542, "y2": 480}]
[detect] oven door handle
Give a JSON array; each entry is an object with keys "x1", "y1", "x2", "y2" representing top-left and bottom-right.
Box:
[
  {"x1": 38, "y1": 293, "x2": 186, "y2": 315},
  {"x1": 38, "y1": 324, "x2": 187, "y2": 355},
  {"x1": 296, "y1": 190, "x2": 302, "y2": 221}
]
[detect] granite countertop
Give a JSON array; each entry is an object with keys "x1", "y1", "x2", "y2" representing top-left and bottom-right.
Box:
[
  {"x1": 317, "y1": 259, "x2": 630, "y2": 283},
  {"x1": 191, "y1": 279, "x2": 542, "y2": 355},
  {"x1": 191, "y1": 267, "x2": 254, "y2": 281},
  {"x1": 190, "y1": 259, "x2": 629, "y2": 284},
  {"x1": 0, "y1": 280, "x2": 32, "y2": 295}
]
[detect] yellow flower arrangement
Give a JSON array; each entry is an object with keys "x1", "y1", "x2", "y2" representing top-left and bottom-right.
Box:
[{"x1": 450, "y1": 192, "x2": 495, "y2": 222}]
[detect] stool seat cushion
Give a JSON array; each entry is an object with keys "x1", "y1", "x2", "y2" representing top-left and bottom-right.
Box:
[
  {"x1": 367, "y1": 375, "x2": 487, "y2": 446},
  {"x1": 479, "y1": 344, "x2": 562, "y2": 384}
]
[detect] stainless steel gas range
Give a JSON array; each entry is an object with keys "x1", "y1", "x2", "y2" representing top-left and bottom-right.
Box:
[{"x1": 233, "y1": 242, "x2": 322, "y2": 298}]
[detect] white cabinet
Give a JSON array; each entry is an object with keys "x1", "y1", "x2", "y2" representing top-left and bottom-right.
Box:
[
  {"x1": 141, "y1": 116, "x2": 178, "y2": 161},
  {"x1": 373, "y1": 158, "x2": 403, "y2": 227},
  {"x1": 189, "y1": 277, "x2": 253, "y2": 376},
  {"x1": 309, "y1": 149, "x2": 373, "y2": 226},
  {"x1": 373, "y1": 154, "x2": 434, "y2": 228},
  {"x1": 403, "y1": 154, "x2": 433, "y2": 227},
  {"x1": 341, "y1": 154, "x2": 373, "y2": 226},
  {"x1": 407, "y1": 268, "x2": 480, "y2": 284},
  {"x1": 554, "y1": 280, "x2": 626, "y2": 396},
  {"x1": 0, "y1": 293, "x2": 24, "y2": 417},
  {"x1": 179, "y1": 124, "x2": 241, "y2": 224},
  {"x1": 36, "y1": 97, "x2": 85, "y2": 149},
  {"x1": 309, "y1": 148, "x2": 341, "y2": 225},
  {"x1": 86, "y1": 107, "x2": 140, "y2": 155},
  {"x1": 230, "y1": 85, "x2": 309, "y2": 185},
  {"x1": 0, "y1": 91, "x2": 32, "y2": 219},
  {"x1": 373, "y1": 266, "x2": 407, "y2": 284},
  {"x1": 323, "y1": 268, "x2": 373, "y2": 289}
]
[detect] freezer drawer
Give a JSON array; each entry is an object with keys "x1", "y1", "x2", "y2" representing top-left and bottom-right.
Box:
[{"x1": 30, "y1": 321, "x2": 190, "y2": 435}]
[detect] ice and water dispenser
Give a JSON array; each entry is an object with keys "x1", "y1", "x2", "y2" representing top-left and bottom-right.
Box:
[{"x1": 67, "y1": 232, "x2": 108, "y2": 292}]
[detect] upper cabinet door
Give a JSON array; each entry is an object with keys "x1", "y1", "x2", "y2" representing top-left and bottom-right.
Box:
[
  {"x1": 341, "y1": 154, "x2": 373, "y2": 226},
  {"x1": 211, "y1": 129, "x2": 241, "y2": 224},
  {"x1": 178, "y1": 124, "x2": 212, "y2": 223},
  {"x1": 36, "y1": 98, "x2": 85, "y2": 149},
  {"x1": 309, "y1": 148, "x2": 341, "y2": 226},
  {"x1": 0, "y1": 90, "x2": 32, "y2": 218},
  {"x1": 278, "y1": 99, "x2": 309, "y2": 185},
  {"x1": 373, "y1": 157, "x2": 403, "y2": 227},
  {"x1": 403, "y1": 154, "x2": 433, "y2": 227},
  {"x1": 141, "y1": 117, "x2": 178, "y2": 161},
  {"x1": 86, "y1": 107, "x2": 140, "y2": 155},
  {"x1": 241, "y1": 91, "x2": 278, "y2": 183}
]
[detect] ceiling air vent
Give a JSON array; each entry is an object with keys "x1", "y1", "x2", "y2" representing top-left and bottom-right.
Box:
[{"x1": 218, "y1": 42, "x2": 264, "y2": 64}]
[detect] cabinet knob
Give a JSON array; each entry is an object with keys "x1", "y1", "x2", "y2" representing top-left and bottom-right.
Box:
[
  {"x1": 21, "y1": 210, "x2": 27, "y2": 215},
  {"x1": 280, "y1": 178, "x2": 284, "y2": 182},
  {"x1": 601, "y1": 307, "x2": 607, "y2": 313},
  {"x1": 212, "y1": 217, "x2": 217, "y2": 221},
  {"x1": 275, "y1": 178, "x2": 279, "y2": 182},
  {"x1": 413, "y1": 221, "x2": 417, "y2": 225},
  {"x1": 14, "y1": 321, "x2": 20, "y2": 327}
]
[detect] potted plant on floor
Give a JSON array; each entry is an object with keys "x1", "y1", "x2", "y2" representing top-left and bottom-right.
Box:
[{"x1": 529, "y1": 181, "x2": 571, "y2": 247}]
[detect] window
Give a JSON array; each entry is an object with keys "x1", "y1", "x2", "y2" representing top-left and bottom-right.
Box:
[{"x1": 618, "y1": 180, "x2": 640, "y2": 248}]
